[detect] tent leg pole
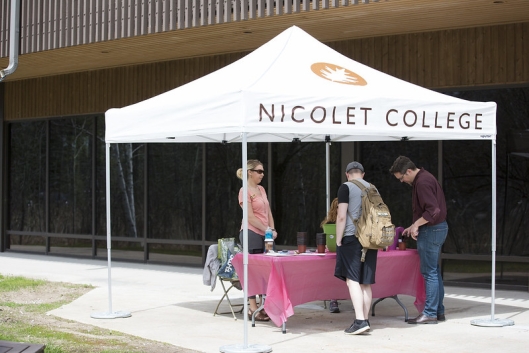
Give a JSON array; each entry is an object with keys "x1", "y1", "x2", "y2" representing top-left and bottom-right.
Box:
[
  {"x1": 91, "y1": 143, "x2": 131, "y2": 319},
  {"x1": 220, "y1": 134, "x2": 271, "y2": 353},
  {"x1": 470, "y1": 139, "x2": 513, "y2": 327},
  {"x1": 325, "y1": 137, "x2": 330, "y2": 212},
  {"x1": 500, "y1": 153, "x2": 510, "y2": 279}
]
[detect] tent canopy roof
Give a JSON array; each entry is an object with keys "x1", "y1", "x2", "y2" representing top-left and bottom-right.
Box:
[{"x1": 105, "y1": 26, "x2": 496, "y2": 144}]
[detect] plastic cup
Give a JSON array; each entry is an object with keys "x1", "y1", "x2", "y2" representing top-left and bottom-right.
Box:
[
  {"x1": 265, "y1": 240, "x2": 274, "y2": 252},
  {"x1": 316, "y1": 233, "x2": 326, "y2": 253},
  {"x1": 297, "y1": 232, "x2": 308, "y2": 253}
]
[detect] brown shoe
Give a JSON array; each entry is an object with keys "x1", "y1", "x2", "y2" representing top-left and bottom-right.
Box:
[{"x1": 408, "y1": 313, "x2": 438, "y2": 324}]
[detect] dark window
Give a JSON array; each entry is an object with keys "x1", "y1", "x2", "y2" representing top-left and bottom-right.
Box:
[
  {"x1": 272, "y1": 141, "x2": 341, "y2": 247},
  {"x1": 96, "y1": 115, "x2": 106, "y2": 236},
  {"x1": 148, "y1": 143, "x2": 202, "y2": 240},
  {"x1": 9, "y1": 121, "x2": 46, "y2": 233},
  {"x1": 205, "y1": 143, "x2": 269, "y2": 242},
  {"x1": 109, "y1": 143, "x2": 145, "y2": 239},
  {"x1": 49, "y1": 118, "x2": 94, "y2": 235}
]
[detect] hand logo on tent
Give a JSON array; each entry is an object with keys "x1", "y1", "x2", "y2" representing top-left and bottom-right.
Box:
[{"x1": 311, "y1": 62, "x2": 367, "y2": 86}]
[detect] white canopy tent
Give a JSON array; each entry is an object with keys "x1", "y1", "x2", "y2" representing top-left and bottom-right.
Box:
[
  {"x1": 106, "y1": 26, "x2": 495, "y2": 143},
  {"x1": 101, "y1": 26, "x2": 509, "y2": 350}
]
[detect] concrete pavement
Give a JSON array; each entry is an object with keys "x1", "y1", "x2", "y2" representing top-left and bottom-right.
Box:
[{"x1": 1, "y1": 251, "x2": 528, "y2": 353}]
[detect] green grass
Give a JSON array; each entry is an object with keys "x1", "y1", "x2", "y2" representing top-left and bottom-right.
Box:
[
  {"x1": 0, "y1": 274, "x2": 46, "y2": 292},
  {"x1": 0, "y1": 274, "x2": 178, "y2": 353},
  {"x1": 2, "y1": 320, "x2": 145, "y2": 352},
  {"x1": 2, "y1": 301, "x2": 65, "y2": 313}
]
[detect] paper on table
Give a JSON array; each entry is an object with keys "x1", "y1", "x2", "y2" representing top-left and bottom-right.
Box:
[{"x1": 265, "y1": 252, "x2": 294, "y2": 257}]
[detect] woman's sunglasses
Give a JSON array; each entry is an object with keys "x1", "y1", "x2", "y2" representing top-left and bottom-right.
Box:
[{"x1": 250, "y1": 169, "x2": 265, "y2": 174}]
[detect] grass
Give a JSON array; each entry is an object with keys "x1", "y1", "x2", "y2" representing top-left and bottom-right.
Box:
[
  {"x1": 0, "y1": 274, "x2": 193, "y2": 353},
  {"x1": 0, "y1": 275, "x2": 46, "y2": 292}
]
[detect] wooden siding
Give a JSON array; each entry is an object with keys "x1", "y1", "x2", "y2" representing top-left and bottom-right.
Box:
[
  {"x1": 0, "y1": 0, "x2": 382, "y2": 57},
  {"x1": 4, "y1": 22, "x2": 529, "y2": 121},
  {"x1": 328, "y1": 23, "x2": 529, "y2": 89},
  {"x1": 2, "y1": 0, "x2": 529, "y2": 82}
]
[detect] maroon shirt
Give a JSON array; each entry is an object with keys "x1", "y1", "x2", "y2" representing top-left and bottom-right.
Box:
[{"x1": 412, "y1": 168, "x2": 447, "y2": 225}]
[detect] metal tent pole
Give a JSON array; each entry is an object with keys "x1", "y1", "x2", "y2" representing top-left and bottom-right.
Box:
[
  {"x1": 325, "y1": 136, "x2": 331, "y2": 213},
  {"x1": 471, "y1": 139, "x2": 513, "y2": 327},
  {"x1": 220, "y1": 133, "x2": 271, "y2": 352},
  {"x1": 91, "y1": 143, "x2": 131, "y2": 319},
  {"x1": 500, "y1": 152, "x2": 510, "y2": 279}
]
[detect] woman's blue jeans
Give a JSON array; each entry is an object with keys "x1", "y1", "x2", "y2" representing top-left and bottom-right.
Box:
[{"x1": 416, "y1": 221, "x2": 448, "y2": 318}]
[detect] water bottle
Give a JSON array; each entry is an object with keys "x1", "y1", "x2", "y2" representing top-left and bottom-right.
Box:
[{"x1": 265, "y1": 227, "x2": 274, "y2": 252}]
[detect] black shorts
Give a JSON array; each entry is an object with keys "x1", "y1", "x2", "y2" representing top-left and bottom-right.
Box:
[
  {"x1": 239, "y1": 229, "x2": 264, "y2": 254},
  {"x1": 334, "y1": 235, "x2": 377, "y2": 284}
]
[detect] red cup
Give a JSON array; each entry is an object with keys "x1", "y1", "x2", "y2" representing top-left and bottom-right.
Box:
[
  {"x1": 297, "y1": 232, "x2": 308, "y2": 253},
  {"x1": 316, "y1": 233, "x2": 326, "y2": 253}
]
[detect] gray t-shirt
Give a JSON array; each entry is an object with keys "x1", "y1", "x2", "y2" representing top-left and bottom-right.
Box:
[{"x1": 337, "y1": 179, "x2": 370, "y2": 237}]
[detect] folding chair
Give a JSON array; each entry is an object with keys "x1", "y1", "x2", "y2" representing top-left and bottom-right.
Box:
[
  {"x1": 213, "y1": 238, "x2": 244, "y2": 320},
  {"x1": 213, "y1": 276, "x2": 244, "y2": 320}
]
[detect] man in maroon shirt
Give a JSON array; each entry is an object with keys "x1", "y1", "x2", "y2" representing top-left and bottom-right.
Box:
[{"x1": 390, "y1": 156, "x2": 448, "y2": 324}]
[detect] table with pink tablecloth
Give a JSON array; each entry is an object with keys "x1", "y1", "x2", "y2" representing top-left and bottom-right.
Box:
[{"x1": 232, "y1": 249, "x2": 425, "y2": 328}]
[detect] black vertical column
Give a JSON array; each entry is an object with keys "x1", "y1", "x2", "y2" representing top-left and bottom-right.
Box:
[
  {"x1": 45, "y1": 120, "x2": 50, "y2": 254},
  {"x1": 92, "y1": 117, "x2": 97, "y2": 258},
  {"x1": 0, "y1": 82, "x2": 5, "y2": 252}
]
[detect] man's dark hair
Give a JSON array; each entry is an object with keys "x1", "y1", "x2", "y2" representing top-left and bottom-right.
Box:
[{"x1": 389, "y1": 156, "x2": 417, "y2": 175}]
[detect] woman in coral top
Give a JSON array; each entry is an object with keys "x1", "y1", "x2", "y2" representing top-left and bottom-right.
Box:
[{"x1": 236, "y1": 159, "x2": 278, "y2": 321}]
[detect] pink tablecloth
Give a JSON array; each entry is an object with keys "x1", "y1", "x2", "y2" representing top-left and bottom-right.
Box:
[{"x1": 232, "y1": 250, "x2": 425, "y2": 327}]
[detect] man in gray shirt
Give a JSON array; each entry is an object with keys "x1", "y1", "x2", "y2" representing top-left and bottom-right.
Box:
[{"x1": 335, "y1": 161, "x2": 378, "y2": 335}]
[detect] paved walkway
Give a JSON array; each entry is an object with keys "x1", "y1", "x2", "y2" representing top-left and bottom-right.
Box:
[{"x1": 1, "y1": 252, "x2": 528, "y2": 353}]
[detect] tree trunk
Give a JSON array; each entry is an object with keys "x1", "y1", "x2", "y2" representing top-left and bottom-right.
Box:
[{"x1": 113, "y1": 144, "x2": 137, "y2": 237}]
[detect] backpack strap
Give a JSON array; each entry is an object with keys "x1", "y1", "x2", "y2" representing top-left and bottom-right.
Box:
[
  {"x1": 346, "y1": 179, "x2": 369, "y2": 224},
  {"x1": 346, "y1": 180, "x2": 370, "y2": 262},
  {"x1": 349, "y1": 179, "x2": 367, "y2": 191},
  {"x1": 345, "y1": 209, "x2": 368, "y2": 262}
]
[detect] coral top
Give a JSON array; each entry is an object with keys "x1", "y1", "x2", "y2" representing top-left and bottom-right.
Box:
[{"x1": 238, "y1": 185, "x2": 270, "y2": 236}]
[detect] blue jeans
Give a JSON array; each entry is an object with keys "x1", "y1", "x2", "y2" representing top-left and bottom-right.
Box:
[{"x1": 416, "y1": 221, "x2": 448, "y2": 318}]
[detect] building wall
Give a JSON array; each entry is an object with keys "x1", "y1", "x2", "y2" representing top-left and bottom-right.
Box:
[
  {"x1": 0, "y1": 0, "x2": 254, "y2": 55},
  {"x1": 4, "y1": 22, "x2": 528, "y2": 121},
  {"x1": 328, "y1": 23, "x2": 529, "y2": 90},
  {"x1": 0, "y1": 0, "x2": 377, "y2": 57}
]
